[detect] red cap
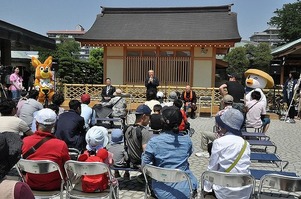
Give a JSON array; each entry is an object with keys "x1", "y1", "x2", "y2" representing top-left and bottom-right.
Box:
[{"x1": 81, "y1": 94, "x2": 91, "y2": 103}]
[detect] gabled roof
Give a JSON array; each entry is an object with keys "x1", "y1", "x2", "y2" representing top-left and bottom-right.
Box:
[
  {"x1": 77, "y1": 5, "x2": 241, "y2": 44},
  {"x1": 0, "y1": 20, "x2": 55, "y2": 50},
  {"x1": 272, "y1": 38, "x2": 301, "y2": 57}
]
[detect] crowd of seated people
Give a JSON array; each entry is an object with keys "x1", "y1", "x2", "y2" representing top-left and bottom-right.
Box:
[{"x1": 0, "y1": 82, "x2": 276, "y2": 199}]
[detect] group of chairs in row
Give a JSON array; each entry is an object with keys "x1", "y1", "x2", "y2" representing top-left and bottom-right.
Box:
[{"x1": 15, "y1": 158, "x2": 301, "y2": 199}]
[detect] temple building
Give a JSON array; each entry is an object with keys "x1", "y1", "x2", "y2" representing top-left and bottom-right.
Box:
[{"x1": 76, "y1": 5, "x2": 241, "y2": 87}]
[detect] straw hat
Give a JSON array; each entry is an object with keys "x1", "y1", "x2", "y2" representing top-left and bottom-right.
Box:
[{"x1": 244, "y1": 69, "x2": 274, "y2": 88}]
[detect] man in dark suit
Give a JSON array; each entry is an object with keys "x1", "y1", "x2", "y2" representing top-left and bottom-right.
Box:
[
  {"x1": 145, "y1": 70, "x2": 159, "y2": 94},
  {"x1": 101, "y1": 78, "x2": 116, "y2": 102},
  {"x1": 181, "y1": 85, "x2": 197, "y2": 119}
]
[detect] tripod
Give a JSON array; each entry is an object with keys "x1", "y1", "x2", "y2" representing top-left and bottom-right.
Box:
[{"x1": 284, "y1": 74, "x2": 301, "y2": 121}]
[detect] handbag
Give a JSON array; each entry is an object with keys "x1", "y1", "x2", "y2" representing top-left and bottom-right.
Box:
[{"x1": 225, "y1": 140, "x2": 247, "y2": 172}]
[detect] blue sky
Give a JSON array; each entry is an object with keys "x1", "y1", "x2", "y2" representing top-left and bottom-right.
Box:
[{"x1": 0, "y1": 0, "x2": 297, "y2": 40}]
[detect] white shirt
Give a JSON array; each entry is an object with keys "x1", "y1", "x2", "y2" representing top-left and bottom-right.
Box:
[
  {"x1": 80, "y1": 104, "x2": 95, "y2": 129},
  {"x1": 204, "y1": 133, "x2": 252, "y2": 199},
  {"x1": 245, "y1": 88, "x2": 267, "y2": 107},
  {"x1": 246, "y1": 100, "x2": 266, "y2": 128}
]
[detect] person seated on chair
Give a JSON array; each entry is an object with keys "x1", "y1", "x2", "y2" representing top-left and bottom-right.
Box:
[
  {"x1": 16, "y1": 90, "x2": 28, "y2": 117},
  {"x1": 124, "y1": 104, "x2": 152, "y2": 167},
  {"x1": 0, "y1": 99, "x2": 33, "y2": 137},
  {"x1": 55, "y1": 100, "x2": 86, "y2": 151},
  {"x1": 107, "y1": 129, "x2": 130, "y2": 179},
  {"x1": 196, "y1": 95, "x2": 234, "y2": 157},
  {"x1": 102, "y1": 89, "x2": 127, "y2": 127},
  {"x1": 0, "y1": 132, "x2": 34, "y2": 199},
  {"x1": 80, "y1": 94, "x2": 96, "y2": 130},
  {"x1": 204, "y1": 108, "x2": 252, "y2": 199},
  {"x1": 162, "y1": 91, "x2": 178, "y2": 107},
  {"x1": 101, "y1": 78, "x2": 116, "y2": 102},
  {"x1": 22, "y1": 108, "x2": 70, "y2": 191},
  {"x1": 245, "y1": 91, "x2": 270, "y2": 133},
  {"x1": 51, "y1": 93, "x2": 65, "y2": 115},
  {"x1": 181, "y1": 85, "x2": 197, "y2": 119},
  {"x1": 150, "y1": 104, "x2": 163, "y2": 134},
  {"x1": 145, "y1": 90, "x2": 160, "y2": 114},
  {"x1": 142, "y1": 106, "x2": 198, "y2": 199},
  {"x1": 19, "y1": 90, "x2": 43, "y2": 128}
]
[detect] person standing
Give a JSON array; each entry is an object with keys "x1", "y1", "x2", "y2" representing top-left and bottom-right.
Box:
[
  {"x1": 219, "y1": 74, "x2": 245, "y2": 104},
  {"x1": 9, "y1": 66, "x2": 23, "y2": 102},
  {"x1": 283, "y1": 71, "x2": 300, "y2": 123},
  {"x1": 101, "y1": 78, "x2": 116, "y2": 102},
  {"x1": 181, "y1": 85, "x2": 197, "y2": 119},
  {"x1": 145, "y1": 69, "x2": 159, "y2": 94}
]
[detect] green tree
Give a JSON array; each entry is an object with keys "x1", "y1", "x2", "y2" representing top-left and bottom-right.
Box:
[
  {"x1": 224, "y1": 47, "x2": 249, "y2": 76},
  {"x1": 249, "y1": 43, "x2": 273, "y2": 72},
  {"x1": 268, "y1": 1, "x2": 301, "y2": 42}
]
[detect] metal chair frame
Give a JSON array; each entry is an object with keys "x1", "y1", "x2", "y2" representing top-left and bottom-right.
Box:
[
  {"x1": 200, "y1": 170, "x2": 256, "y2": 199},
  {"x1": 258, "y1": 174, "x2": 301, "y2": 198},
  {"x1": 16, "y1": 159, "x2": 65, "y2": 199},
  {"x1": 143, "y1": 164, "x2": 194, "y2": 199},
  {"x1": 64, "y1": 160, "x2": 119, "y2": 199}
]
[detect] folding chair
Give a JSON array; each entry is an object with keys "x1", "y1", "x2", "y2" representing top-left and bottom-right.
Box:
[
  {"x1": 250, "y1": 169, "x2": 298, "y2": 180},
  {"x1": 258, "y1": 174, "x2": 301, "y2": 198},
  {"x1": 143, "y1": 164, "x2": 194, "y2": 199},
  {"x1": 200, "y1": 170, "x2": 256, "y2": 199},
  {"x1": 250, "y1": 152, "x2": 289, "y2": 171},
  {"x1": 64, "y1": 160, "x2": 119, "y2": 199},
  {"x1": 242, "y1": 131, "x2": 270, "y2": 140},
  {"x1": 16, "y1": 159, "x2": 65, "y2": 199},
  {"x1": 68, "y1": 148, "x2": 81, "y2": 160},
  {"x1": 247, "y1": 139, "x2": 277, "y2": 153}
]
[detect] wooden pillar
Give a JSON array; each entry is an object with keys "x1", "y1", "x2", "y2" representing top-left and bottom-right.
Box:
[{"x1": 0, "y1": 39, "x2": 11, "y2": 66}]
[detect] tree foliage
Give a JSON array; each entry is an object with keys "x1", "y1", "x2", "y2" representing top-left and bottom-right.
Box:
[
  {"x1": 37, "y1": 39, "x2": 103, "y2": 85},
  {"x1": 224, "y1": 47, "x2": 249, "y2": 75},
  {"x1": 224, "y1": 44, "x2": 273, "y2": 76},
  {"x1": 268, "y1": 1, "x2": 301, "y2": 42}
]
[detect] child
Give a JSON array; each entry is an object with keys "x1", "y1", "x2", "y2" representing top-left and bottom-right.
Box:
[
  {"x1": 173, "y1": 99, "x2": 189, "y2": 132},
  {"x1": 78, "y1": 126, "x2": 114, "y2": 192},
  {"x1": 107, "y1": 129, "x2": 130, "y2": 179},
  {"x1": 150, "y1": 104, "x2": 163, "y2": 133}
]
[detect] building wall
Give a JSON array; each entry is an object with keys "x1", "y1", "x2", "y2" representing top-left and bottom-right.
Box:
[
  {"x1": 105, "y1": 46, "x2": 216, "y2": 87},
  {"x1": 106, "y1": 47, "x2": 124, "y2": 84}
]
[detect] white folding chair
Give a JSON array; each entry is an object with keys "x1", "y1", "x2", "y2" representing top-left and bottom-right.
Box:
[
  {"x1": 64, "y1": 160, "x2": 119, "y2": 199},
  {"x1": 143, "y1": 164, "x2": 194, "y2": 199},
  {"x1": 16, "y1": 159, "x2": 65, "y2": 199},
  {"x1": 258, "y1": 174, "x2": 301, "y2": 199},
  {"x1": 200, "y1": 170, "x2": 255, "y2": 199}
]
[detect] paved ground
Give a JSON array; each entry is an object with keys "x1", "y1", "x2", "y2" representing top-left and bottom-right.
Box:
[
  {"x1": 9, "y1": 114, "x2": 301, "y2": 198},
  {"x1": 116, "y1": 114, "x2": 301, "y2": 198}
]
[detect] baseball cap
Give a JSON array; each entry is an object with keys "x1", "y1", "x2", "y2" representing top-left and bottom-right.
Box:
[
  {"x1": 35, "y1": 108, "x2": 57, "y2": 125},
  {"x1": 156, "y1": 91, "x2": 164, "y2": 98},
  {"x1": 222, "y1": 94, "x2": 234, "y2": 104},
  {"x1": 111, "y1": 129, "x2": 124, "y2": 144},
  {"x1": 215, "y1": 108, "x2": 244, "y2": 136},
  {"x1": 135, "y1": 104, "x2": 151, "y2": 115},
  {"x1": 228, "y1": 73, "x2": 239, "y2": 79},
  {"x1": 85, "y1": 126, "x2": 109, "y2": 151},
  {"x1": 81, "y1": 94, "x2": 91, "y2": 103}
]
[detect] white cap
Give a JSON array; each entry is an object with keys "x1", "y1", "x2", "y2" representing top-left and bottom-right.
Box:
[
  {"x1": 35, "y1": 108, "x2": 57, "y2": 125},
  {"x1": 85, "y1": 126, "x2": 109, "y2": 151},
  {"x1": 156, "y1": 91, "x2": 164, "y2": 98}
]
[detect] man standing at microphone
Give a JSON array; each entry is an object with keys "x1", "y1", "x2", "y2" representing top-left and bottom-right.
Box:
[{"x1": 145, "y1": 69, "x2": 159, "y2": 95}]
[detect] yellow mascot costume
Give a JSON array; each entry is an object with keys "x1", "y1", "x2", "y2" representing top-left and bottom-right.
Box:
[{"x1": 31, "y1": 56, "x2": 55, "y2": 103}]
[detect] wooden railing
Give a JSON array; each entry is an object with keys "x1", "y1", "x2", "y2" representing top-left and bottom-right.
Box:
[{"x1": 63, "y1": 84, "x2": 282, "y2": 107}]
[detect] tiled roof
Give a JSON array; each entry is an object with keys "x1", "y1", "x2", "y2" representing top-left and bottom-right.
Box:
[
  {"x1": 77, "y1": 5, "x2": 241, "y2": 42},
  {"x1": 272, "y1": 38, "x2": 301, "y2": 56}
]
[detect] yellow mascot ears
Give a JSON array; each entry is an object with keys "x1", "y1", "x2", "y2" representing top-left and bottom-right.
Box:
[
  {"x1": 31, "y1": 57, "x2": 42, "y2": 68},
  {"x1": 44, "y1": 56, "x2": 53, "y2": 67}
]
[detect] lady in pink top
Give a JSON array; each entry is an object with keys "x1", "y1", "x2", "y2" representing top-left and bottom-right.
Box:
[{"x1": 9, "y1": 67, "x2": 23, "y2": 101}]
